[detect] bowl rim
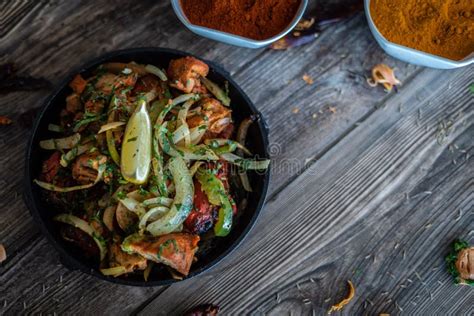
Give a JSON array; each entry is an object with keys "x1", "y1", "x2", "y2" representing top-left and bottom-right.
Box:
[
  {"x1": 171, "y1": 0, "x2": 309, "y2": 47},
  {"x1": 364, "y1": 0, "x2": 474, "y2": 67},
  {"x1": 24, "y1": 47, "x2": 271, "y2": 287}
]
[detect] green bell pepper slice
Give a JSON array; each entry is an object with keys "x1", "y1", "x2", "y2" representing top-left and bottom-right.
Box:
[{"x1": 196, "y1": 168, "x2": 233, "y2": 237}]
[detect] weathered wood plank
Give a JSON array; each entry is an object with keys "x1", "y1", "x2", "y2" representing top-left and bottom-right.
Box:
[
  {"x1": 1, "y1": 237, "x2": 167, "y2": 315},
  {"x1": 2, "y1": 0, "x2": 467, "y2": 315},
  {"x1": 137, "y1": 66, "x2": 473, "y2": 314}
]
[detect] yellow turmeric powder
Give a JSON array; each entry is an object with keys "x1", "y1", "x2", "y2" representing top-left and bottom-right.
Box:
[{"x1": 370, "y1": 0, "x2": 474, "y2": 61}]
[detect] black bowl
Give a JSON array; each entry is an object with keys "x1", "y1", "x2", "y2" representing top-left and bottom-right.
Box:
[{"x1": 24, "y1": 47, "x2": 270, "y2": 286}]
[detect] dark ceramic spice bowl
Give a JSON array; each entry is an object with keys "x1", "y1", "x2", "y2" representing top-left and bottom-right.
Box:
[{"x1": 24, "y1": 47, "x2": 271, "y2": 286}]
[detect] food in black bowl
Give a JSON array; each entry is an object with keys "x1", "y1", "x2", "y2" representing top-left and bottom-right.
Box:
[{"x1": 24, "y1": 48, "x2": 270, "y2": 286}]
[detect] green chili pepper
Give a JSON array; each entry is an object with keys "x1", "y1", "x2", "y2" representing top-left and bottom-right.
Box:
[{"x1": 196, "y1": 168, "x2": 233, "y2": 237}]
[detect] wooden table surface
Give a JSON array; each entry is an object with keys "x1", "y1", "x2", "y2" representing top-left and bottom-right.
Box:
[{"x1": 1, "y1": 1, "x2": 473, "y2": 315}]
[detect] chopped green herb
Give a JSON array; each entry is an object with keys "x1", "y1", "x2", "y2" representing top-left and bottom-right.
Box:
[
  {"x1": 117, "y1": 191, "x2": 127, "y2": 200},
  {"x1": 157, "y1": 238, "x2": 178, "y2": 258},
  {"x1": 121, "y1": 86, "x2": 133, "y2": 95},
  {"x1": 445, "y1": 239, "x2": 473, "y2": 286},
  {"x1": 138, "y1": 186, "x2": 148, "y2": 196}
]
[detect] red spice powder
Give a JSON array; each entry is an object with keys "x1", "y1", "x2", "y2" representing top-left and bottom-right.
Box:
[{"x1": 180, "y1": 0, "x2": 301, "y2": 40}]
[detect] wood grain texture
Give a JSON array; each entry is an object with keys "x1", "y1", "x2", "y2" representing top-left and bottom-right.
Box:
[
  {"x1": 138, "y1": 66, "x2": 473, "y2": 315},
  {"x1": 0, "y1": 0, "x2": 266, "y2": 314},
  {"x1": 0, "y1": 0, "x2": 472, "y2": 315}
]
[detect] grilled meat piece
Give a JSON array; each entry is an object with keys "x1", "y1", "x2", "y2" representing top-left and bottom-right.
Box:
[
  {"x1": 122, "y1": 233, "x2": 199, "y2": 276},
  {"x1": 60, "y1": 225, "x2": 99, "y2": 258},
  {"x1": 187, "y1": 98, "x2": 232, "y2": 134},
  {"x1": 185, "y1": 180, "x2": 217, "y2": 234},
  {"x1": 168, "y1": 57, "x2": 209, "y2": 93},
  {"x1": 41, "y1": 152, "x2": 61, "y2": 183},
  {"x1": 109, "y1": 242, "x2": 147, "y2": 273},
  {"x1": 72, "y1": 152, "x2": 107, "y2": 184}
]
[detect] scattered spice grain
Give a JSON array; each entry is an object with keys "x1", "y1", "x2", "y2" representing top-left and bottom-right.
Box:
[
  {"x1": 302, "y1": 74, "x2": 314, "y2": 85},
  {"x1": 0, "y1": 116, "x2": 12, "y2": 125}
]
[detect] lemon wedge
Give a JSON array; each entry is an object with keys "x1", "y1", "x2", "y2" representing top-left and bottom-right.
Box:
[{"x1": 121, "y1": 99, "x2": 152, "y2": 184}]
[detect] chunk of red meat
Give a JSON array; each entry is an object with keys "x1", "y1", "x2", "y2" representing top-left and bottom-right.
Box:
[
  {"x1": 202, "y1": 123, "x2": 234, "y2": 142},
  {"x1": 60, "y1": 225, "x2": 99, "y2": 258},
  {"x1": 168, "y1": 57, "x2": 209, "y2": 93},
  {"x1": 132, "y1": 74, "x2": 161, "y2": 95},
  {"x1": 41, "y1": 152, "x2": 61, "y2": 183},
  {"x1": 185, "y1": 162, "x2": 238, "y2": 234},
  {"x1": 184, "y1": 181, "x2": 216, "y2": 234}
]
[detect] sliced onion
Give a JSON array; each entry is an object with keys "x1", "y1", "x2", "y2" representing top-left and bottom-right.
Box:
[
  {"x1": 139, "y1": 206, "x2": 170, "y2": 231},
  {"x1": 39, "y1": 133, "x2": 81, "y2": 150},
  {"x1": 143, "y1": 262, "x2": 153, "y2": 281},
  {"x1": 60, "y1": 143, "x2": 94, "y2": 167},
  {"x1": 158, "y1": 122, "x2": 218, "y2": 161},
  {"x1": 172, "y1": 224, "x2": 183, "y2": 233},
  {"x1": 220, "y1": 153, "x2": 270, "y2": 170},
  {"x1": 98, "y1": 121, "x2": 126, "y2": 134},
  {"x1": 152, "y1": 120, "x2": 168, "y2": 197},
  {"x1": 189, "y1": 124, "x2": 208, "y2": 145},
  {"x1": 211, "y1": 117, "x2": 231, "y2": 131},
  {"x1": 187, "y1": 106, "x2": 201, "y2": 117},
  {"x1": 239, "y1": 171, "x2": 253, "y2": 192},
  {"x1": 200, "y1": 76, "x2": 231, "y2": 106},
  {"x1": 237, "y1": 117, "x2": 254, "y2": 148},
  {"x1": 147, "y1": 156, "x2": 194, "y2": 236},
  {"x1": 237, "y1": 117, "x2": 256, "y2": 192},
  {"x1": 47, "y1": 124, "x2": 63, "y2": 133},
  {"x1": 156, "y1": 94, "x2": 198, "y2": 126},
  {"x1": 142, "y1": 90, "x2": 158, "y2": 103},
  {"x1": 177, "y1": 99, "x2": 195, "y2": 123},
  {"x1": 205, "y1": 138, "x2": 251, "y2": 155},
  {"x1": 119, "y1": 197, "x2": 146, "y2": 217},
  {"x1": 167, "y1": 267, "x2": 184, "y2": 280},
  {"x1": 34, "y1": 164, "x2": 105, "y2": 192},
  {"x1": 106, "y1": 96, "x2": 121, "y2": 165},
  {"x1": 100, "y1": 266, "x2": 128, "y2": 277},
  {"x1": 142, "y1": 197, "x2": 173, "y2": 208},
  {"x1": 126, "y1": 190, "x2": 152, "y2": 203},
  {"x1": 176, "y1": 99, "x2": 195, "y2": 147},
  {"x1": 189, "y1": 161, "x2": 204, "y2": 176},
  {"x1": 103, "y1": 205, "x2": 116, "y2": 231},
  {"x1": 54, "y1": 213, "x2": 107, "y2": 261},
  {"x1": 172, "y1": 121, "x2": 191, "y2": 146},
  {"x1": 145, "y1": 64, "x2": 168, "y2": 81}
]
